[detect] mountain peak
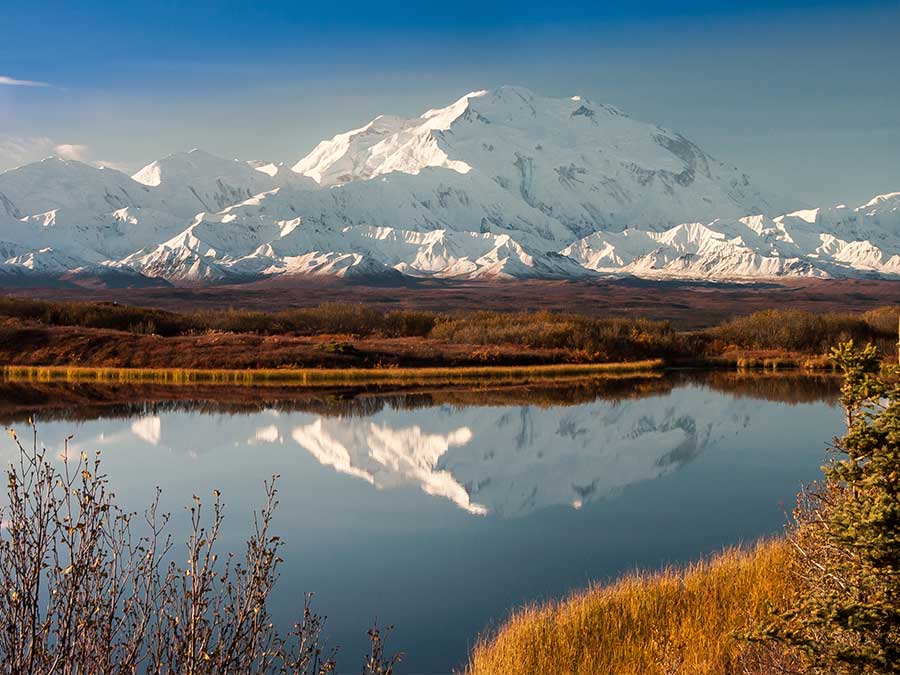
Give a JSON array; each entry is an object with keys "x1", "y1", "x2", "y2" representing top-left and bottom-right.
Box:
[
  {"x1": 132, "y1": 149, "x2": 254, "y2": 188},
  {"x1": 483, "y1": 84, "x2": 537, "y2": 101},
  {"x1": 2, "y1": 86, "x2": 897, "y2": 285},
  {"x1": 290, "y1": 87, "x2": 781, "y2": 231},
  {"x1": 864, "y1": 191, "x2": 900, "y2": 208}
]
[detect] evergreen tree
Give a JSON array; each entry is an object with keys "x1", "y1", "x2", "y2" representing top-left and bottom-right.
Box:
[{"x1": 761, "y1": 340, "x2": 900, "y2": 673}]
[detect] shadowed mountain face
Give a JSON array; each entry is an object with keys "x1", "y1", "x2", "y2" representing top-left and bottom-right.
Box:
[{"x1": 2, "y1": 87, "x2": 898, "y2": 285}]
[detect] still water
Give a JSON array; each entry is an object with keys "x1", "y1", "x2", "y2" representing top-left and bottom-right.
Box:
[{"x1": 0, "y1": 373, "x2": 844, "y2": 674}]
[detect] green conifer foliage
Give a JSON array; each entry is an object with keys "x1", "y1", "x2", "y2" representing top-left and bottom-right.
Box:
[{"x1": 761, "y1": 340, "x2": 900, "y2": 673}]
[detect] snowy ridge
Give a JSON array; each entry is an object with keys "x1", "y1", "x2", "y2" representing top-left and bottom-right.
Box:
[
  {"x1": 0, "y1": 86, "x2": 898, "y2": 284},
  {"x1": 293, "y1": 85, "x2": 783, "y2": 234},
  {"x1": 563, "y1": 196, "x2": 900, "y2": 279}
]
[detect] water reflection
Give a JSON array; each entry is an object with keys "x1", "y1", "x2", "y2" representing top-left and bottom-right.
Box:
[
  {"x1": 259, "y1": 386, "x2": 752, "y2": 518},
  {"x1": 0, "y1": 373, "x2": 842, "y2": 520},
  {"x1": 0, "y1": 371, "x2": 844, "y2": 673},
  {"x1": 131, "y1": 415, "x2": 162, "y2": 444},
  {"x1": 293, "y1": 418, "x2": 484, "y2": 514},
  {"x1": 0, "y1": 370, "x2": 840, "y2": 422}
]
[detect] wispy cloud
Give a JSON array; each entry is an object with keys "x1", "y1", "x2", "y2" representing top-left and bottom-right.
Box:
[
  {"x1": 53, "y1": 143, "x2": 89, "y2": 161},
  {"x1": 0, "y1": 136, "x2": 133, "y2": 174},
  {"x1": 0, "y1": 75, "x2": 51, "y2": 87}
]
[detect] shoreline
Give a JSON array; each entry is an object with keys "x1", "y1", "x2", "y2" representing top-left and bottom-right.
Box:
[
  {"x1": 0, "y1": 359, "x2": 666, "y2": 387},
  {"x1": 0, "y1": 356, "x2": 849, "y2": 389}
]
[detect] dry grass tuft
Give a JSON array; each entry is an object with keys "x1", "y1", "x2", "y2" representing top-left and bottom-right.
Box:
[
  {"x1": 0, "y1": 360, "x2": 664, "y2": 387},
  {"x1": 466, "y1": 539, "x2": 793, "y2": 675}
]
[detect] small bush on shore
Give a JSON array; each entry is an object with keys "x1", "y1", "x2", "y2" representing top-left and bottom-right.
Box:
[
  {"x1": 711, "y1": 308, "x2": 897, "y2": 355},
  {"x1": 0, "y1": 297, "x2": 436, "y2": 340},
  {"x1": 0, "y1": 297, "x2": 193, "y2": 337},
  {"x1": 861, "y1": 305, "x2": 900, "y2": 336},
  {"x1": 429, "y1": 311, "x2": 694, "y2": 361}
]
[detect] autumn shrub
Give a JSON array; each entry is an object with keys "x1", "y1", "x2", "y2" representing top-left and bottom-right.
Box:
[
  {"x1": 710, "y1": 309, "x2": 885, "y2": 353},
  {"x1": 3, "y1": 296, "x2": 898, "y2": 362},
  {"x1": 861, "y1": 305, "x2": 900, "y2": 336},
  {"x1": 0, "y1": 297, "x2": 192, "y2": 336},
  {"x1": 196, "y1": 308, "x2": 290, "y2": 335},
  {"x1": 429, "y1": 311, "x2": 694, "y2": 361},
  {"x1": 378, "y1": 310, "x2": 436, "y2": 338}
]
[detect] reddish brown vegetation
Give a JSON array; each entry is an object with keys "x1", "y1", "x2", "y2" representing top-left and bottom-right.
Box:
[
  {"x1": 0, "y1": 293, "x2": 896, "y2": 370},
  {"x1": 7, "y1": 278, "x2": 900, "y2": 329},
  {"x1": 0, "y1": 325, "x2": 587, "y2": 369}
]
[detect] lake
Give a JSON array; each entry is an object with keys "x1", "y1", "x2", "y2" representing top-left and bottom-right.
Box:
[{"x1": 0, "y1": 372, "x2": 844, "y2": 674}]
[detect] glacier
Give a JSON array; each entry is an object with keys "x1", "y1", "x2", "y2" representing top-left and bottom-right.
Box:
[{"x1": 0, "y1": 86, "x2": 898, "y2": 284}]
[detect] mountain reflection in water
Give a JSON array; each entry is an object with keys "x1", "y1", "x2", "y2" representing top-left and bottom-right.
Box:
[
  {"x1": 282, "y1": 387, "x2": 744, "y2": 517},
  {"x1": 0, "y1": 370, "x2": 843, "y2": 674},
  {"x1": 0, "y1": 371, "x2": 840, "y2": 518}
]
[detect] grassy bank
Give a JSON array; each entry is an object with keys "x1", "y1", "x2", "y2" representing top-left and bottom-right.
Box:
[
  {"x1": 0, "y1": 359, "x2": 664, "y2": 387},
  {"x1": 467, "y1": 539, "x2": 793, "y2": 675}
]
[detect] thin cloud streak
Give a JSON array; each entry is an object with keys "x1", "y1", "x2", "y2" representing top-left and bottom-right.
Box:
[
  {"x1": 0, "y1": 136, "x2": 133, "y2": 175},
  {"x1": 0, "y1": 75, "x2": 51, "y2": 87},
  {"x1": 53, "y1": 144, "x2": 90, "y2": 161}
]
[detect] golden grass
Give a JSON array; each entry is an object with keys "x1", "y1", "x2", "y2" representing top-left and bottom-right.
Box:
[
  {"x1": 0, "y1": 359, "x2": 664, "y2": 387},
  {"x1": 704, "y1": 350, "x2": 838, "y2": 371},
  {"x1": 466, "y1": 539, "x2": 793, "y2": 675}
]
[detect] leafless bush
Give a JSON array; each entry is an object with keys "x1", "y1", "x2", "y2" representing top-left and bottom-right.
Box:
[
  {"x1": 362, "y1": 623, "x2": 402, "y2": 675},
  {"x1": 0, "y1": 422, "x2": 398, "y2": 674}
]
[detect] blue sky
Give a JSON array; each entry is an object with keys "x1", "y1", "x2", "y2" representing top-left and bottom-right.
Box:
[{"x1": 2, "y1": 0, "x2": 899, "y2": 206}]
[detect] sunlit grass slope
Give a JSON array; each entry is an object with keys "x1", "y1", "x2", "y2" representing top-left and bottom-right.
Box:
[{"x1": 467, "y1": 539, "x2": 792, "y2": 675}]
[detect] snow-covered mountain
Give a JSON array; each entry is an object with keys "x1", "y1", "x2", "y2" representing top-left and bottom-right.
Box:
[
  {"x1": 293, "y1": 86, "x2": 782, "y2": 234},
  {"x1": 563, "y1": 195, "x2": 900, "y2": 279},
  {"x1": 0, "y1": 86, "x2": 898, "y2": 284}
]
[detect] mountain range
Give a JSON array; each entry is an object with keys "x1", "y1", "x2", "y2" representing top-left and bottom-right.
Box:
[{"x1": 1, "y1": 85, "x2": 898, "y2": 285}]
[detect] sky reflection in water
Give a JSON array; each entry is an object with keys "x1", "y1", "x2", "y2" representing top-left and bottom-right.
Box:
[{"x1": 2, "y1": 375, "x2": 843, "y2": 674}]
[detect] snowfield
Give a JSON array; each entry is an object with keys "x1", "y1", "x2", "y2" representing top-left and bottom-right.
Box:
[{"x1": 0, "y1": 86, "x2": 898, "y2": 284}]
